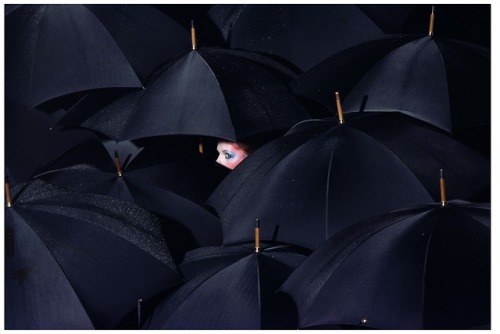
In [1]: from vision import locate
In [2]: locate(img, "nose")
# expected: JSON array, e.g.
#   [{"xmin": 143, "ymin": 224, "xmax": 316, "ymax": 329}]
[{"xmin": 215, "ymin": 154, "xmax": 223, "ymax": 165}]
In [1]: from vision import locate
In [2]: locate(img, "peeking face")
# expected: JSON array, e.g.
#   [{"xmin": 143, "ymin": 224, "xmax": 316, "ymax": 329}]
[{"xmin": 216, "ymin": 141, "xmax": 251, "ymax": 170}]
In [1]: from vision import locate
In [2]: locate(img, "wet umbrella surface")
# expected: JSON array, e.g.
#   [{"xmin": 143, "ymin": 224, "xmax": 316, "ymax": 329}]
[
  {"xmin": 34, "ymin": 139, "xmax": 226, "ymax": 261},
  {"xmin": 5, "ymin": 179, "xmax": 183, "ymax": 329},
  {"xmin": 4, "ymin": 4, "xmax": 491, "ymax": 331},
  {"xmin": 58, "ymin": 47, "xmax": 309, "ymax": 142}
]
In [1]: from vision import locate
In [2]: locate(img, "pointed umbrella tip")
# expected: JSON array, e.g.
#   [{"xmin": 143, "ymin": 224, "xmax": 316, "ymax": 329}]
[
  {"xmin": 255, "ymin": 219, "xmax": 261, "ymax": 253},
  {"xmin": 335, "ymin": 91, "xmax": 345, "ymax": 124},
  {"xmin": 5, "ymin": 178, "xmax": 12, "ymax": 207},
  {"xmin": 114, "ymin": 150, "xmax": 123, "ymax": 177},
  {"xmin": 428, "ymin": 5, "xmax": 435, "ymax": 36},
  {"xmin": 439, "ymin": 169, "xmax": 446, "ymax": 206},
  {"xmin": 191, "ymin": 19, "xmax": 197, "ymax": 50}
]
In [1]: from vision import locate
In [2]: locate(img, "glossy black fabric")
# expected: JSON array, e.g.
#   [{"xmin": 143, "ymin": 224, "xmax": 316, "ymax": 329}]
[
  {"xmin": 60, "ymin": 47, "xmax": 309, "ymax": 142},
  {"xmin": 144, "ymin": 244, "xmax": 307, "ymax": 329},
  {"xmin": 279, "ymin": 200, "xmax": 490, "ymax": 329},
  {"xmin": 208, "ymin": 4, "xmax": 384, "ymax": 72},
  {"xmin": 206, "ymin": 112, "xmax": 490, "ymax": 250},
  {"xmin": 34, "ymin": 139, "xmax": 225, "ymax": 261},
  {"xmin": 5, "ymin": 179, "xmax": 183, "ymax": 329}
]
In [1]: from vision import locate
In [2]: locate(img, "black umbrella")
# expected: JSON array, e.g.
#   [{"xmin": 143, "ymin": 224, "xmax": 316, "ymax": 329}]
[
  {"xmin": 57, "ymin": 45, "xmax": 309, "ymax": 142},
  {"xmin": 290, "ymin": 32, "xmax": 490, "ymax": 154},
  {"xmin": 279, "ymin": 199, "xmax": 490, "ymax": 329},
  {"xmin": 5, "ymin": 4, "xmax": 190, "ymax": 109},
  {"xmin": 207, "ymin": 4, "xmax": 384, "ymax": 72},
  {"xmin": 144, "ymin": 241, "xmax": 309, "ymax": 329},
  {"xmin": 34, "ymin": 138, "xmax": 226, "ymax": 261},
  {"xmin": 5, "ymin": 179, "xmax": 183, "ymax": 329},
  {"xmin": 206, "ymin": 112, "xmax": 490, "ymax": 250}
]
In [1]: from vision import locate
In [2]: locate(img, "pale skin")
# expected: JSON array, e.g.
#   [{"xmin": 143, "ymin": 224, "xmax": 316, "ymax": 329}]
[{"xmin": 216, "ymin": 141, "xmax": 251, "ymax": 170}]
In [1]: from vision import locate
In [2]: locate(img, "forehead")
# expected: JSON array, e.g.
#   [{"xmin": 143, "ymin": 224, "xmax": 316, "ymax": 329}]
[{"xmin": 217, "ymin": 142, "xmax": 242, "ymax": 152}]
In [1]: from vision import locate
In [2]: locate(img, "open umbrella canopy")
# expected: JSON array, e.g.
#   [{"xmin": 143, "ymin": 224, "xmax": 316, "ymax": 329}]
[
  {"xmin": 279, "ymin": 200, "xmax": 490, "ymax": 329},
  {"xmin": 144, "ymin": 242, "xmax": 308, "ymax": 329},
  {"xmin": 207, "ymin": 4, "xmax": 384, "ymax": 72},
  {"xmin": 206, "ymin": 112, "xmax": 490, "ymax": 250},
  {"xmin": 33, "ymin": 138, "xmax": 226, "ymax": 262},
  {"xmin": 5, "ymin": 179, "xmax": 183, "ymax": 329},
  {"xmin": 57, "ymin": 47, "xmax": 309, "ymax": 142},
  {"xmin": 290, "ymin": 34, "xmax": 490, "ymax": 147},
  {"xmin": 5, "ymin": 4, "xmax": 190, "ymax": 109}
]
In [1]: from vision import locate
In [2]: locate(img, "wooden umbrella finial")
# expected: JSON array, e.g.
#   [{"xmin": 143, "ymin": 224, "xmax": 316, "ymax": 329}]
[
  {"xmin": 255, "ymin": 219, "xmax": 261, "ymax": 253},
  {"xmin": 440, "ymin": 169, "xmax": 446, "ymax": 206},
  {"xmin": 335, "ymin": 91, "xmax": 344, "ymax": 124},
  {"xmin": 198, "ymin": 137, "xmax": 204, "ymax": 154},
  {"xmin": 5, "ymin": 177, "xmax": 12, "ymax": 208},
  {"xmin": 191, "ymin": 20, "xmax": 197, "ymax": 50},
  {"xmin": 428, "ymin": 6, "xmax": 435, "ymax": 36},
  {"xmin": 114, "ymin": 150, "xmax": 123, "ymax": 177}
]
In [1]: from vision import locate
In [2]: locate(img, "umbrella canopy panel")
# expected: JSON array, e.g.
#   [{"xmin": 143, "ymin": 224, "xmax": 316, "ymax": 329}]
[
  {"xmin": 145, "ymin": 244, "xmax": 307, "ymax": 329},
  {"xmin": 279, "ymin": 201, "xmax": 490, "ymax": 329},
  {"xmin": 5, "ymin": 4, "xmax": 144, "ymax": 108},
  {"xmin": 63, "ymin": 48, "xmax": 310, "ymax": 142},
  {"xmin": 207, "ymin": 112, "xmax": 490, "ymax": 250},
  {"xmin": 5, "ymin": 180, "xmax": 183, "ymax": 329}
]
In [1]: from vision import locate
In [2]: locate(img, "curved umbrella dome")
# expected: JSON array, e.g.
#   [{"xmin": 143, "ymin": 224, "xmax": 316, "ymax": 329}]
[
  {"xmin": 290, "ymin": 34, "xmax": 490, "ymax": 134},
  {"xmin": 73, "ymin": 48, "xmax": 310, "ymax": 142},
  {"xmin": 5, "ymin": 4, "xmax": 190, "ymax": 109},
  {"xmin": 206, "ymin": 112, "xmax": 490, "ymax": 250},
  {"xmin": 279, "ymin": 200, "xmax": 490, "ymax": 329}
]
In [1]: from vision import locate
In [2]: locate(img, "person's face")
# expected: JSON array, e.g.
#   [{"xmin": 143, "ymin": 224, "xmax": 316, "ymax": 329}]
[{"xmin": 216, "ymin": 141, "xmax": 250, "ymax": 170}]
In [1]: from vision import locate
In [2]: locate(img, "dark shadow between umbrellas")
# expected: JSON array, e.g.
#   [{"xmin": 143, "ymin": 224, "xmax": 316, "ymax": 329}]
[{"xmin": 208, "ymin": 4, "xmax": 385, "ymax": 72}]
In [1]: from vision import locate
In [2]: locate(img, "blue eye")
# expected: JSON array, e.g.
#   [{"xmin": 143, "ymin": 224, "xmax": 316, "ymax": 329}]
[{"xmin": 224, "ymin": 152, "xmax": 234, "ymax": 159}]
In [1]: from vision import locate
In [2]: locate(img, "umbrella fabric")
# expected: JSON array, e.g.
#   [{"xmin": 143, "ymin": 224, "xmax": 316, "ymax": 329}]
[
  {"xmin": 206, "ymin": 112, "xmax": 490, "ymax": 250},
  {"xmin": 5, "ymin": 179, "xmax": 183, "ymax": 329},
  {"xmin": 5, "ymin": 4, "xmax": 190, "ymax": 109},
  {"xmin": 34, "ymin": 139, "xmax": 226, "ymax": 262},
  {"xmin": 207, "ymin": 4, "xmax": 384, "ymax": 72},
  {"xmin": 279, "ymin": 200, "xmax": 490, "ymax": 329},
  {"xmin": 290, "ymin": 34, "xmax": 490, "ymax": 137},
  {"xmin": 144, "ymin": 243, "xmax": 308, "ymax": 329},
  {"xmin": 58, "ymin": 47, "xmax": 309, "ymax": 142},
  {"xmin": 6, "ymin": 5, "xmax": 139, "ymax": 109}
]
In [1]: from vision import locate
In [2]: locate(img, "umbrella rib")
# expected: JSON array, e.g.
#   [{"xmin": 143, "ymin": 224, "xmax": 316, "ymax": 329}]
[{"xmin": 324, "ymin": 128, "xmax": 341, "ymax": 239}]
